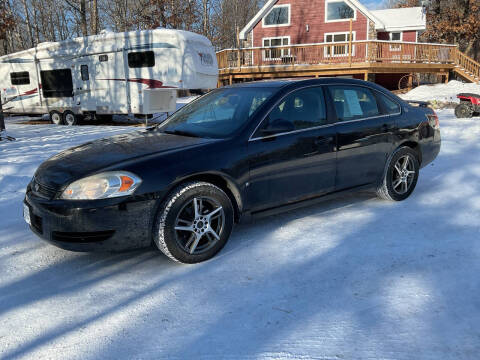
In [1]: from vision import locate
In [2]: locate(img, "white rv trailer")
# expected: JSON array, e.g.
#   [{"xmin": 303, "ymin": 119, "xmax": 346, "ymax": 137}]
[{"xmin": 0, "ymin": 29, "xmax": 218, "ymax": 125}]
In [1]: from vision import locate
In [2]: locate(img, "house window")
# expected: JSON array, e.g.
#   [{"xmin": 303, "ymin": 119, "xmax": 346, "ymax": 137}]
[
  {"xmin": 11, "ymin": 71, "xmax": 30, "ymax": 85},
  {"xmin": 263, "ymin": 4, "xmax": 290, "ymax": 27},
  {"xmin": 390, "ymin": 32, "xmax": 402, "ymax": 51},
  {"xmin": 128, "ymin": 51, "xmax": 155, "ymax": 68},
  {"xmin": 263, "ymin": 37, "xmax": 290, "ymax": 60},
  {"xmin": 326, "ymin": 1, "xmax": 355, "ymax": 22},
  {"xmin": 325, "ymin": 32, "xmax": 355, "ymax": 57}
]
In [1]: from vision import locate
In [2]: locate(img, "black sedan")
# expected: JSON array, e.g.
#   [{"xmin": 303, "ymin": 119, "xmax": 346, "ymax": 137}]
[{"xmin": 24, "ymin": 78, "xmax": 441, "ymax": 263}]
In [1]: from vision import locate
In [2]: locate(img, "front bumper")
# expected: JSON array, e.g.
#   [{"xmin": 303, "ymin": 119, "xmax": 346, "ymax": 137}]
[{"xmin": 24, "ymin": 191, "xmax": 158, "ymax": 252}]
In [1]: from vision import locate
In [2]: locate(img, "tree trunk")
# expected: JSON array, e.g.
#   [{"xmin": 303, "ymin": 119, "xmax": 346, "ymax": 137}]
[
  {"xmin": 21, "ymin": 0, "xmax": 35, "ymax": 47},
  {"xmin": 80, "ymin": 0, "xmax": 88, "ymax": 36},
  {"xmin": 91, "ymin": 0, "xmax": 99, "ymax": 35},
  {"xmin": 202, "ymin": 0, "xmax": 209, "ymax": 36}
]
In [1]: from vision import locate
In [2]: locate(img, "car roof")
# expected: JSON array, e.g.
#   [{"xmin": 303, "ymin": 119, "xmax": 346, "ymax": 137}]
[
  {"xmin": 222, "ymin": 77, "xmax": 382, "ymax": 90},
  {"xmin": 222, "ymin": 78, "xmax": 404, "ymax": 103}
]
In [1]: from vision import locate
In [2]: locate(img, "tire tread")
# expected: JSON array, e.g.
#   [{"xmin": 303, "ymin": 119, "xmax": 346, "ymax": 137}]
[{"xmin": 154, "ymin": 181, "xmax": 231, "ymax": 263}]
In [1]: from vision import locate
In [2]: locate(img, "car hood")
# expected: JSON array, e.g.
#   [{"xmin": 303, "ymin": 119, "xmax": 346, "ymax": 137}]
[{"xmin": 34, "ymin": 129, "xmax": 216, "ymax": 189}]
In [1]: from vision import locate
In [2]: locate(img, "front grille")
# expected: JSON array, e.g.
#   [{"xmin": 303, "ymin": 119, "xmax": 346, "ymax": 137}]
[
  {"xmin": 31, "ymin": 178, "xmax": 58, "ymax": 199},
  {"xmin": 31, "ymin": 213, "xmax": 43, "ymax": 234},
  {"xmin": 52, "ymin": 231, "xmax": 115, "ymax": 243}
]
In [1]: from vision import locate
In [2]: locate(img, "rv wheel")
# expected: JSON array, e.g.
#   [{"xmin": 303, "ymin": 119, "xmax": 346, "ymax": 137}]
[
  {"xmin": 63, "ymin": 111, "xmax": 79, "ymax": 126},
  {"xmin": 50, "ymin": 111, "xmax": 63, "ymax": 125}
]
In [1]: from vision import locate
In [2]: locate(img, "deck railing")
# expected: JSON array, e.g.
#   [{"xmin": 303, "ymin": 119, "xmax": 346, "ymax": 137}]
[{"xmin": 216, "ymin": 41, "xmax": 458, "ymax": 71}]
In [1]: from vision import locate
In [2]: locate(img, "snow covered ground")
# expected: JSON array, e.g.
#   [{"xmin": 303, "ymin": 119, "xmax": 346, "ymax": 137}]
[
  {"xmin": 1, "ymin": 110, "xmax": 480, "ymax": 359},
  {"xmin": 400, "ymin": 80, "xmax": 480, "ymax": 103}
]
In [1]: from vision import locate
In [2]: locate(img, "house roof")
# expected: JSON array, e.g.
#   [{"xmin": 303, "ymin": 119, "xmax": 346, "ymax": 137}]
[
  {"xmin": 239, "ymin": 0, "xmax": 426, "ymax": 41},
  {"xmin": 370, "ymin": 7, "xmax": 426, "ymax": 32}
]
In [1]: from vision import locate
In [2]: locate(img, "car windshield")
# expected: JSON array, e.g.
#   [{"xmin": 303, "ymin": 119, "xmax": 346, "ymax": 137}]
[{"xmin": 157, "ymin": 88, "xmax": 275, "ymax": 139}]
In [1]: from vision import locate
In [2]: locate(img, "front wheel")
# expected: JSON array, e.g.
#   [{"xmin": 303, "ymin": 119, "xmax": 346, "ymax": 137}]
[
  {"xmin": 154, "ymin": 182, "xmax": 234, "ymax": 264},
  {"xmin": 377, "ymin": 147, "xmax": 420, "ymax": 201}
]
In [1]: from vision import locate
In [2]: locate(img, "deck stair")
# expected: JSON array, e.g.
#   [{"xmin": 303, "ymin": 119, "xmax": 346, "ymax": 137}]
[{"xmin": 453, "ymin": 50, "xmax": 480, "ymax": 84}]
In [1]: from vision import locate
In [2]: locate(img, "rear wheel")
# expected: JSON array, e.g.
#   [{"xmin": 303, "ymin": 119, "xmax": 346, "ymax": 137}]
[
  {"xmin": 455, "ymin": 103, "xmax": 474, "ymax": 118},
  {"xmin": 50, "ymin": 111, "xmax": 63, "ymax": 125},
  {"xmin": 154, "ymin": 182, "xmax": 234, "ymax": 264},
  {"xmin": 63, "ymin": 110, "xmax": 79, "ymax": 126},
  {"xmin": 377, "ymin": 147, "xmax": 420, "ymax": 201}
]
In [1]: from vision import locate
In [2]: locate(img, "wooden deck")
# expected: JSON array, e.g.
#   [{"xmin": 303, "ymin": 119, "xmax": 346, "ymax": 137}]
[{"xmin": 216, "ymin": 41, "xmax": 480, "ymax": 87}]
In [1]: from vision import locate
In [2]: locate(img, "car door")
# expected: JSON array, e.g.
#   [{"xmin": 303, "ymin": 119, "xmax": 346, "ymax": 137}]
[
  {"xmin": 247, "ymin": 86, "xmax": 337, "ymax": 212},
  {"xmin": 327, "ymin": 85, "xmax": 397, "ymax": 190}
]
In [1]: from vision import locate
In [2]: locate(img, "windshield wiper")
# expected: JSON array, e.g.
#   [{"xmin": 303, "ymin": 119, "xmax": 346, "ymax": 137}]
[{"xmin": 163, "ymin": 129, "xmax": 202, "ymax": 138}]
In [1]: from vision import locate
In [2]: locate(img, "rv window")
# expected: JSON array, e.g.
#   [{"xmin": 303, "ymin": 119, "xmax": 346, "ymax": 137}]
[
  {"xmin": 11, "ymin": 72, "xmax": 30, "ymax": 85},
  {"xmin": 40, "ymin": 69, "xmax": 74, "ymax": 98},
  {"xmin": 99, "ymin": 55, "xmax": 108, "ymax": 62},
  {"xmin": 128, "ymin": 51, "xmax": 155, "ymax": 68},
  {"xmin": 81, "ymin": 65, "xmax": 89, "ymax": 81}
]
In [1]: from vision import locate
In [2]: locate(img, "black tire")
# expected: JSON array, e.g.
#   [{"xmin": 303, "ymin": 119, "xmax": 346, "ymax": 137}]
[
  {"xmin": 377, "ymin": 147, "xmax": 420, "ymax": 201},
  {"xmin": 63, "ymin": 110, "xmax": 79, "ymax": 126},
  {"xmin": 154, "ymin": 182, "xmax": 234, "ymax": 264},
  {"xmin": 455, "ymin": 103, "xmax": 474, "ymax": 118},
  {"xmin": 50, "ymin": 111, "xmax": 63, "ymax": 125}
]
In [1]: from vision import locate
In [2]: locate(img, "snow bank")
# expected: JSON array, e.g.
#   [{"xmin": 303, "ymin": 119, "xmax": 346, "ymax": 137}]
[{"xmin": 400, "ymin": 80, "xmax": 480, "ymax": 103}]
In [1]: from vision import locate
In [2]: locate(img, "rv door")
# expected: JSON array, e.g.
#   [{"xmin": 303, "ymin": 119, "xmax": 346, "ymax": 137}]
[
  {"xmin": 75, "ymin": 62, "xmax": 93, "ymax": 112},
  {"xmin": 93, "ymin": 53, "xmax": 128, "ymax": 114}
]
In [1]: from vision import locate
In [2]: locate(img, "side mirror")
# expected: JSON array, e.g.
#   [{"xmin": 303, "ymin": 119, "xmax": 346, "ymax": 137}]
[{"xmin": 260, "ymin": 119, "xmax": 294, "ymax": 136}]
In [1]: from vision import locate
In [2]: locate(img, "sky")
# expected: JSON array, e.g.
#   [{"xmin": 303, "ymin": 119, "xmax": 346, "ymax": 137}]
[{"xmin": 362, "ymin": 0, "xmax": 387, "ymax": 9}]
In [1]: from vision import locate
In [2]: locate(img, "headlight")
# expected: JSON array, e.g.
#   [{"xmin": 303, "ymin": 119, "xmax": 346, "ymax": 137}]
[{"xmin": 60, "ymin": 172, "xmax": 142, "ymax": 200}]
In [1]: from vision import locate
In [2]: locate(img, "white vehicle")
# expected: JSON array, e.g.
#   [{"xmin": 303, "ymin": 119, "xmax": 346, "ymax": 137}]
[{"xmin": 0, "ymin": 29, "xmax": 218, "ymax": 125}]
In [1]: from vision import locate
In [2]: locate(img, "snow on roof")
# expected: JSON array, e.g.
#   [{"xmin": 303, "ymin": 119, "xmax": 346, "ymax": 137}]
[{"xmin": 371, "ymin": 7, "xmax": 426, "ymax": 32}]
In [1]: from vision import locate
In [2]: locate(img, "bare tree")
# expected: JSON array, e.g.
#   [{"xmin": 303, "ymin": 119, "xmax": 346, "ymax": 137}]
[
  {"xmin": 64, "ymin": 0, "xmax": 88, "ymax": 36},
  {"xmin": 211, "ymin": 0, "xmax": 263, "ymax": 49}
]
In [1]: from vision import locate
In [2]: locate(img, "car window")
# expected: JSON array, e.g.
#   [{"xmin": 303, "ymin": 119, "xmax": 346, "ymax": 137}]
[
  {"xmin": 328, "ymin": 86, "xmax": 380, "ymax": 122},
  {"xmin": 263, "ymin": 87, "xmax": 327, "ymax": 133},
  {"xmin": 157, "ymin": 88, "xmax": 274, "ymax": 139},
  {"xmin": 376, "ymin": 91, "xmax": 401, "ymax": 115}
]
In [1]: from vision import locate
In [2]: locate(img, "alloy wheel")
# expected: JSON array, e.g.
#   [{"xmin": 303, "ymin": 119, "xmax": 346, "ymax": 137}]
[
  {"xmin": 392, "ymin": 155, "xmax": 416, "ymax": 195},
  {"xmin": 174, "ymin": 197, "xmax": 225, "ymax": 255}
]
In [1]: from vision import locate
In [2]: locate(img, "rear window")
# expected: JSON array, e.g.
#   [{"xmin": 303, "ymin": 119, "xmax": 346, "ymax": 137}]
[
  {"xmin": 40, "ymin": 69, "xmax": 73, "ymax": 98},
  {"xmin": 329, "ymin": 86, "xmax": 380, "ymax": 121},
  {"xmin": 11, "ymin": 72, "xmax": 30, "ymax": 85},
  {"xmin": 128, "ymin": 51, "xmax": 155, "ymax": 68}
]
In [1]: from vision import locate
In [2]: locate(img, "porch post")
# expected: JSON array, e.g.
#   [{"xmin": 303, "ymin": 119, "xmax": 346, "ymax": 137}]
[{"xmin": 349, "ymin": 19, "xmax": 353, "ymax": 67}]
